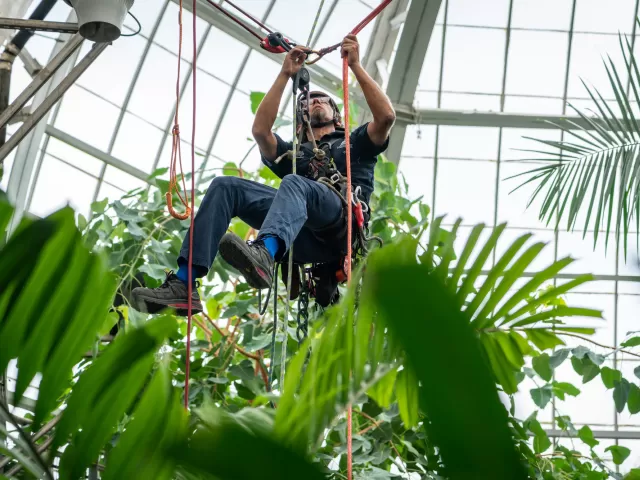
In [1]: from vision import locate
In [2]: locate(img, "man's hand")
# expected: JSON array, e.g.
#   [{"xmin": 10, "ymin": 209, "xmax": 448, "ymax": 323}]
[
  {"xmin": 280, "ymin": 47, "xmax": 308, "ymax": 78},
  {"xmin": 341, "ymin": 34, "xmax": 360, "ymax": 68}
]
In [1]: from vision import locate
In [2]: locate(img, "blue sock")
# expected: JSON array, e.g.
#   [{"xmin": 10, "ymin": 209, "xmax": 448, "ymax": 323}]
[
  {"xmin": 176, "ymin": 263, "xmax": 204, "ymax": 285},
  {"xmin": 262, "ymin": 236, "xmax": 280, "ymax": 259}
]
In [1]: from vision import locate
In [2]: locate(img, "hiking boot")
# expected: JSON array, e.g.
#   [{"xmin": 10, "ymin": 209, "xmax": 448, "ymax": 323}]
[
  {"xmin": 218, "ymin": 232, "xmax": 274, "ymax": 289},
  {"xmin": 131, "ymin": 271, "xmax": 203, "ymax": 316}
]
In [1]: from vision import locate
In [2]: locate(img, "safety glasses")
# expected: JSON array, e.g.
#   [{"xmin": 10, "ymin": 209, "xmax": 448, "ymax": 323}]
[{"xmin": 300, "ymin": 96, "xmax": 332, "ymax": 109}]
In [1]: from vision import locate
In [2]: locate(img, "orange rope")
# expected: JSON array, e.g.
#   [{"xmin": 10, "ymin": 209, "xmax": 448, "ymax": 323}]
[
  {"xmin": 167, "ymin": 0, "xmax": 192, "ymax": 221},
  {"xmin": 185, "ymin": 0, "xmax": 198, "ymax": 411},
  {"xmin": 171, "ymin": 0, "xmax": 197, "ymax": 410},
  {"xmin": 342, "ymin": 54, "xmax": 354, "ymax": 480},
  {"xmin": 341, "ymin": 3, "xmax": 394, "ymax": 477}
]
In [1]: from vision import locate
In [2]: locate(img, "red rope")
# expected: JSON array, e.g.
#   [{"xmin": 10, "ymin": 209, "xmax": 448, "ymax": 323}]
[
  {"xmin": 223, "ymin": 0, "xmax": 273, "ymax": 34},
  {"xmin": 204, "ymin": 0, "xmax": 264, "ymax": 41},
  {"xmin": 341, "ymin": 2, "xmax": 394, "ymax": 477},
  {"xmin": 342, "ymin": 55, "xmax": 354, "ymax": 480},
  {"xmin": 184, "ymin": 0, "xmax": 198, "ymax": 410},
  {"xmin": 167, "ymin": 1, "xmax": 191, "ymax": 221},
  {"xmin": 351, "ymin": 0, "xmax": 393, "ymax": 35}
]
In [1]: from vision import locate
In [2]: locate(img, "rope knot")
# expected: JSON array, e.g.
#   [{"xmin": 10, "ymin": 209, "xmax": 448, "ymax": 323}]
[{"xmin": 172, "ymin": 125, "xmax": 180, "ymax": 136}]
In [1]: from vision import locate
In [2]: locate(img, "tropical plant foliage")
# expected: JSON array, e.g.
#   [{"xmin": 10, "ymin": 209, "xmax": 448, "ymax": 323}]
[
  {"xmin": 513, "ymin": 22, "xmax": 640, "ymax": 256},
  {"xmin": 3, "ymin": 91, "xmax": 640, "ymax": 480}
]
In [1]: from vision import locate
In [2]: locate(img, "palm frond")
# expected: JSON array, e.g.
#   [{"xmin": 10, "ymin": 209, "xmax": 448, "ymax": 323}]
[
  {"xmin": 421, "ymin": 217, "xmax": 602, "ymax": 393},
  {"xmin": 513, "ymin": 32, "xmax": 640, "ymax": 257}
]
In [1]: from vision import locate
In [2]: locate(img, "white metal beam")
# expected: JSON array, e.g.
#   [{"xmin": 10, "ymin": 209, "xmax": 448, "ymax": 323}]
[
  {"xmin": 361, "ymin": 0, "xmax": 409, "ymax": 86},
  {"xmin": 394, "ymin": 104, "xmax": 602, "ymax": 130},
  {"xmin": 45, "ymin": 125, "xmax": 153, "ymax": 184},
  {"xmin": 386, "ymin": 0, "xmax": 443, "ymax": 164},
  {"xmin": 5, "ymin": 11, "xmax": 79, "ymax": 234}
]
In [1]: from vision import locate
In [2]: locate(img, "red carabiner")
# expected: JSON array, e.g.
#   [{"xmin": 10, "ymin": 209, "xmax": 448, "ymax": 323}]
[{"xmin": 260, "ymin": 36, "xmax": 288, "ymax": 54}]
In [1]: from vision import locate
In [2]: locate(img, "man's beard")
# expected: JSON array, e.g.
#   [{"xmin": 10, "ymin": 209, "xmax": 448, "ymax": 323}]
[{"xmin": 310, "ymin": 108, "xmax": 333, "ymax": 127}]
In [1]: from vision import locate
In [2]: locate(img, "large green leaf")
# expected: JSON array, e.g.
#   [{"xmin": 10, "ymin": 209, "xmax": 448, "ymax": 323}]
[
  {"xmin": 102, "ymin": 367, "xmax": 187, "ymax": 480},
  {"xmin": 54, "ymin": 315, "xmax": 178, "ymax": 477},
  {"xmin": 370, "ymin": 254, "xmax": 527, "ymax": 479},
  {"xmin": 421, "ymin": 217, "xmax": 600, "ymax": 391},
  {"xmin": 174, "ymin": 409, "xmax": 325, "ymax": 480}
]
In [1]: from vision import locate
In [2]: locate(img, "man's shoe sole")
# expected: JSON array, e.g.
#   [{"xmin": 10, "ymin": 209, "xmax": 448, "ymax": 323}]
[
  {"xmin": 132, "ymin": 290, "xmax": 203, "ymax": 317},
  {"xmin": 219, "ymin": 233, "xmax": 273, "ymax": 289}
]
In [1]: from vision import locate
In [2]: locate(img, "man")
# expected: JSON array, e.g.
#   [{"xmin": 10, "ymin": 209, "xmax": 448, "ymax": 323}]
[{"xmin": 132, "ymin": 34, "xmax": 395, "ymax": 315}]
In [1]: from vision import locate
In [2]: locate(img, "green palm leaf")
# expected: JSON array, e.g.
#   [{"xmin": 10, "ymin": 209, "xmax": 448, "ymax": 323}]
[
  {"xmin": 421, "ymin": 217, "xmax": 601, "ymax": 393},
  {"xmin": 511, "ymin": 32, "xmax": 640, "ymax": 257}
]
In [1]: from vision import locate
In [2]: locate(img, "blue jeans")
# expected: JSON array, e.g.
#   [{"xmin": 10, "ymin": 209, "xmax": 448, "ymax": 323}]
[{"xmin": 178, "ymin": 175, "xmax": 345, "ymax": 273}]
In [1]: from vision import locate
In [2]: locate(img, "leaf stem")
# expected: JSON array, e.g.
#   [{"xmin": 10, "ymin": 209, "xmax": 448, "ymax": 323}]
[{"xmin": 557, "ymin": 331, "xmax": 640, "ymax": 358}]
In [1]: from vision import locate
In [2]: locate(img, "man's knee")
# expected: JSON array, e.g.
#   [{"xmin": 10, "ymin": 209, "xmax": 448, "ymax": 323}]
[
  {"xmin": 280, "ymin": 174, "xmax": 309, "ymax": 191},
  {"xmin": 209, "ymin": 175, "xmax": 244, "ymax": 190}
]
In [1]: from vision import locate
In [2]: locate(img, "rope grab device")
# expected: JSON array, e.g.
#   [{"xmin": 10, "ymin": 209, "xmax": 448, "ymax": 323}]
[{"xmin": 166, "ymin": 2, "xmax": 395, "ymax": 479}]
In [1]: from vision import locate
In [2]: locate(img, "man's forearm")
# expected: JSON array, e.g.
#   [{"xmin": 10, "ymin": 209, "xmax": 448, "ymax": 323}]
[
  {"xmin": 351, "ymin": 64, "xmax": 395, "ymax": 123},
  {"xmin": 253, "ymin": 72, "xmax": 289, "ymax": 137}
]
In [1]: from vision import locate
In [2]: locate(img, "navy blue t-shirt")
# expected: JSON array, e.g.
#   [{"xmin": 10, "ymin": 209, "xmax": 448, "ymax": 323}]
[{"xmin": 260, "ymin": 123, "xmax": 389, "ymax": 205}]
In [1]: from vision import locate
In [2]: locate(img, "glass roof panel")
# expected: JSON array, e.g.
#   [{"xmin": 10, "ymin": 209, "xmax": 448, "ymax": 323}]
[
  {"xmin": 574, "ymin": 0, "xmax": 636, "ymax": 33},
  {"xmin": 447, "ymin": 0, "xmax": 510, "ymax": 28},
  {"xmin": 506, "ymin": 30, "xmax": 569, "ymax": 98},
  {"xmin": 441, "ymin": 26, "xmax": 506, "ymax": 95},
  {"xmin": 75, "ymin": 33, "xmax": 148, "ymax": 107},
  {"xmin": 197, "ymin": 28, "xmax": 250, "ymax": 85},
  {"xmin": 511, "ymin": 0, "xmax": 573, "ymax": 30},
  {"xmin": 54, "ymin": 85, "xmax": 121, "ymax": 151}
]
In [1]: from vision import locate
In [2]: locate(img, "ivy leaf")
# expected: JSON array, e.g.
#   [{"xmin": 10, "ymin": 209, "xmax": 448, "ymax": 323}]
[
  {"xmin": 530, "ymin": 386, "xmax": 552, "ymax": 408},
  {"xmin": 524, "ymin": 413, "xmax": 551, "ymax": 454},
  {"xmin": 572, "ymin": 346, "xmax": 590, "ymax": 359},
  {"xmin": 555, "ymin": 415, "xmax": 577, "ymax": 434},
  {"xmin": 601, "ymin": 366, "xmax": 622, "ymax": 389},
  {"xmin": 571, "ymin": 356, "xmax": 600, "ymax": 383},
  {"xmin": 148, "ymin": 167, "xmax": 168, "ymax": 179},
  {"xmin": 532, "ymin": 354, "xmax": 552, "ymax": 381},
  {"xmin": 223, "ymin": 162, "xmax": 241, "ymax": 177},
  {"xmin": 622, "ymin": 336, "xmax": 640, "ymax": 347},
  {"xmin": 138, "ymin": 264, "xmax": 167, "ymax": 281},
  {"xmin": 242, "ymin": 333, "xmax": 272, "ymax": 353},
  {"xmin": 91, "ymin": 198, "xmax": 109, "ymax": 214},
  {"xmin": 578, "ymin": 425, "xmax": 599, "ymax": 448},
  {"xmin": 583, "ymin": 364, "xmax": 601, "ymax": 383},
  {"xmin": 127, "ymin": 222, "xmax": 145, "ymax": 238},
  {"xmin": 605, "ymin": 445, "xmax": 631, "ymax": 465},
  {"xmin": 628, "ymin": 383, "xmax": 640, "ymax": 414},
  {"xmin": 549, "ymin": 348, "xmax": 570, "ymax": 368},
  {"xmin": 77, "ymin": 214, "xmax": 88, "ymax": 231},
  {"xmin": 552, "ymin": 382, "xmax": 580, "ymax": 400},
  {"xmin": 613, "ymin": 379, "xmax": 631, "ymax": 413},
  {"xmin": 250, "ymin": 91, "xmax": 266, "ymax": 114},
  {"xmin": 533, "ymin": 432, "xmax": 551, "ymax": 454}
]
